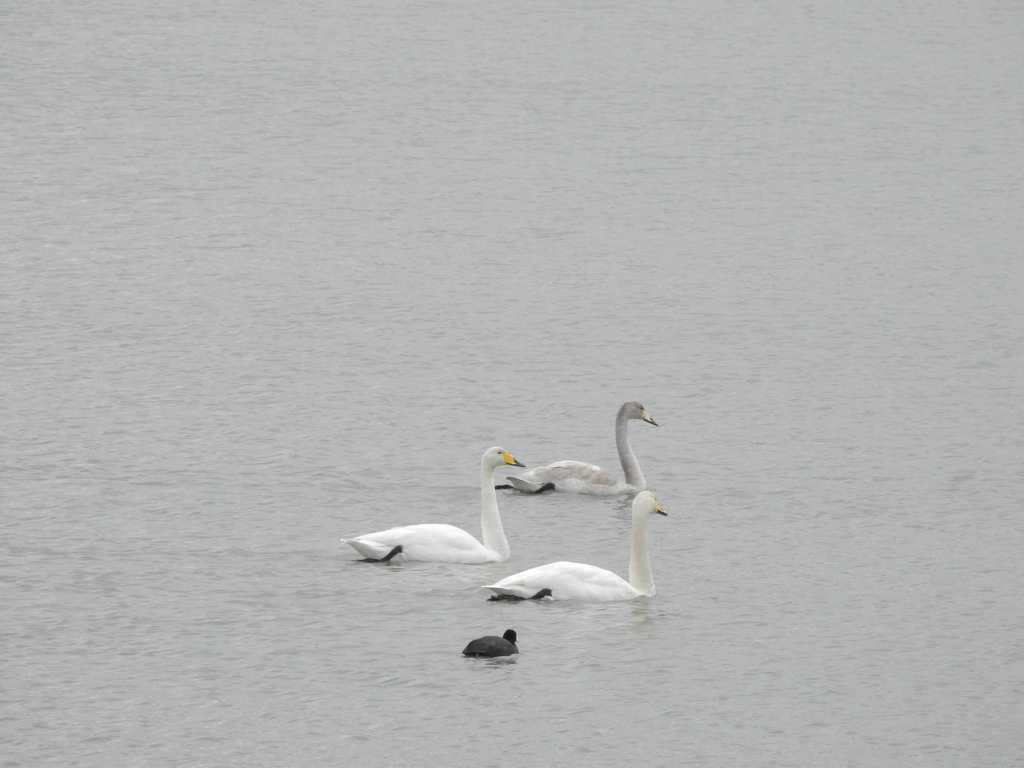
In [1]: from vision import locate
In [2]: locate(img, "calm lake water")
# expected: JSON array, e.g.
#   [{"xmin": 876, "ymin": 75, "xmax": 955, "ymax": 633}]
[{"xmin": 3, "ymin": 1, "xmax": 1022, "ymax": 766}]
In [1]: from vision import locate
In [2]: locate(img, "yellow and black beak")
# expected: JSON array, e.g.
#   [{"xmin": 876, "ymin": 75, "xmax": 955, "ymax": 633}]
[
  {"xmin": 655, "ymin": 501, "xmax": 667, "ymax": 516},
  {"xmin": 501, "ymin": 451, "xmax": 525, "ymax": 468},
  {"xmin": 642, "ymin": 409, "xmax": 658, "ymax": 426}
]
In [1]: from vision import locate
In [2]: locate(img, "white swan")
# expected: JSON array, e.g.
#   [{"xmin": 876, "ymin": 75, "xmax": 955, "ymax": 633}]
[
  {"xmin": 503, "ymin": 401, "xmax": 657, "ymax": 495},
  {"xmin": 483, "ymin": 491, "xmax": 667, "ymax": 601},
  {"xmin": 342, "ymin": 446, "xmax": 524, "ymax": 564}
]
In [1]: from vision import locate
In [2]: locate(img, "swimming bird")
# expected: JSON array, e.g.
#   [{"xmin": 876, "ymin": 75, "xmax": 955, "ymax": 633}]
[
  {"xmin": 502, "ymin": 401, "xmax": 657, "ymax": 495},
  {"xmin": 483, "ymin": 491, "xmax": 667, "ymax": 601},
  {"xmin": 462, "ymin": 629, "xmax": 519, "ymax": 657},
  {"xmin": 342, "ymin": 447, "xmax": 524, "ymax": 564}
]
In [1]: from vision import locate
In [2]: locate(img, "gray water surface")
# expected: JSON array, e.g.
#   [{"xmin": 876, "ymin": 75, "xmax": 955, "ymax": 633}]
[{"xmin": 3, "ymin": 1, "xmax": 1023, "ymax": 766}]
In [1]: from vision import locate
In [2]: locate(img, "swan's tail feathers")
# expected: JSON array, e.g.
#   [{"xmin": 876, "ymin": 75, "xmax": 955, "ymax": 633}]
[
  {"xmin": 344, "ymin": 540, "xmax": 403, "ymax": 563},
  {"xmin": 504, "ymin": 477, "xmax": 557, "ymax": 494},
  {"xmin": 487, "ymin": 588, "xmax": 553, "ymax": 602}
]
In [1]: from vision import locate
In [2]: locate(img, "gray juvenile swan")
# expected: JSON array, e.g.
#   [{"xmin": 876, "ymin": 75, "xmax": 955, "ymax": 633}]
[
  {"xmin": 342, "ymin": 447, "xmax": 524, "ymax": 563},
  {"xmin": 503, "ymin": 401, "xmax": 657, "ymax": 495},
  {"xmin": 483, "ymin": 491, "xmax": 667, "ymax": 601}
]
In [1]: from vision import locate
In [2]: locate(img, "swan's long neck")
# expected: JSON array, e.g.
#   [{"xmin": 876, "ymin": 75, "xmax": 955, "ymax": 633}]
[
  {"xmin": 616, "ymin": 409, "xmax": 646, "ymax": 490},
  {"xmin": 628, "ymin": 508, "xmax": 656, "ymax": 597},
  {"xmin": 480, "ymin": 460, "xmax": 510, "ymax": 562}
]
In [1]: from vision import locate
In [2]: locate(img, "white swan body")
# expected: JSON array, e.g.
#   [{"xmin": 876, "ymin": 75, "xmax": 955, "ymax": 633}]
[
  {"xmin": 483, "ymin": 491, "xmax": 667, "ymax": 601},
  {"xmin": 504, "ymin": 401, "xmax": 657, "ymax": 495},
  {"xmin": 342, "ymin": 447, "xmax": 524, "ymax": 564}
]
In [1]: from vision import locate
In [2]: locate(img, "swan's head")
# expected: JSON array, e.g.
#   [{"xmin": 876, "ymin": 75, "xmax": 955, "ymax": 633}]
[
  {"xmin": 622, "ymin": 401, "xmax": 658, "ymax": 426},
  {"xmin": 633, "ymin": 491, "xmax": 667, "ymax": 516},
  {"xmin": 484, "ymin": 446, "xmax": 525, "ymax": 469}
]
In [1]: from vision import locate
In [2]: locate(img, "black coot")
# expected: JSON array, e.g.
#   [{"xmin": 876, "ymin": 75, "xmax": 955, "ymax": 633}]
[{"xmin": 462, "ymin": 629, "xmax": 519, "ymax": 657}]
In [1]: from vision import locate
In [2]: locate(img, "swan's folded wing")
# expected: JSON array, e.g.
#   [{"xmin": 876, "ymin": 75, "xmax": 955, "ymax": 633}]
[{"xmin": 519, "ymin": 461, "xmax": 620, "ymax": 487}]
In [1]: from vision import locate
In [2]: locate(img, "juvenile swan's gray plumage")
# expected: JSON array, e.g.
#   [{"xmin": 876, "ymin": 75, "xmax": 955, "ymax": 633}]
[
  {"xmin": 462, "ymin": 629, "xmax": 519, "ymax": 657},
  {"xmin": 504, "ymin": 401, "xmax": 657, "ymax": 495}
]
